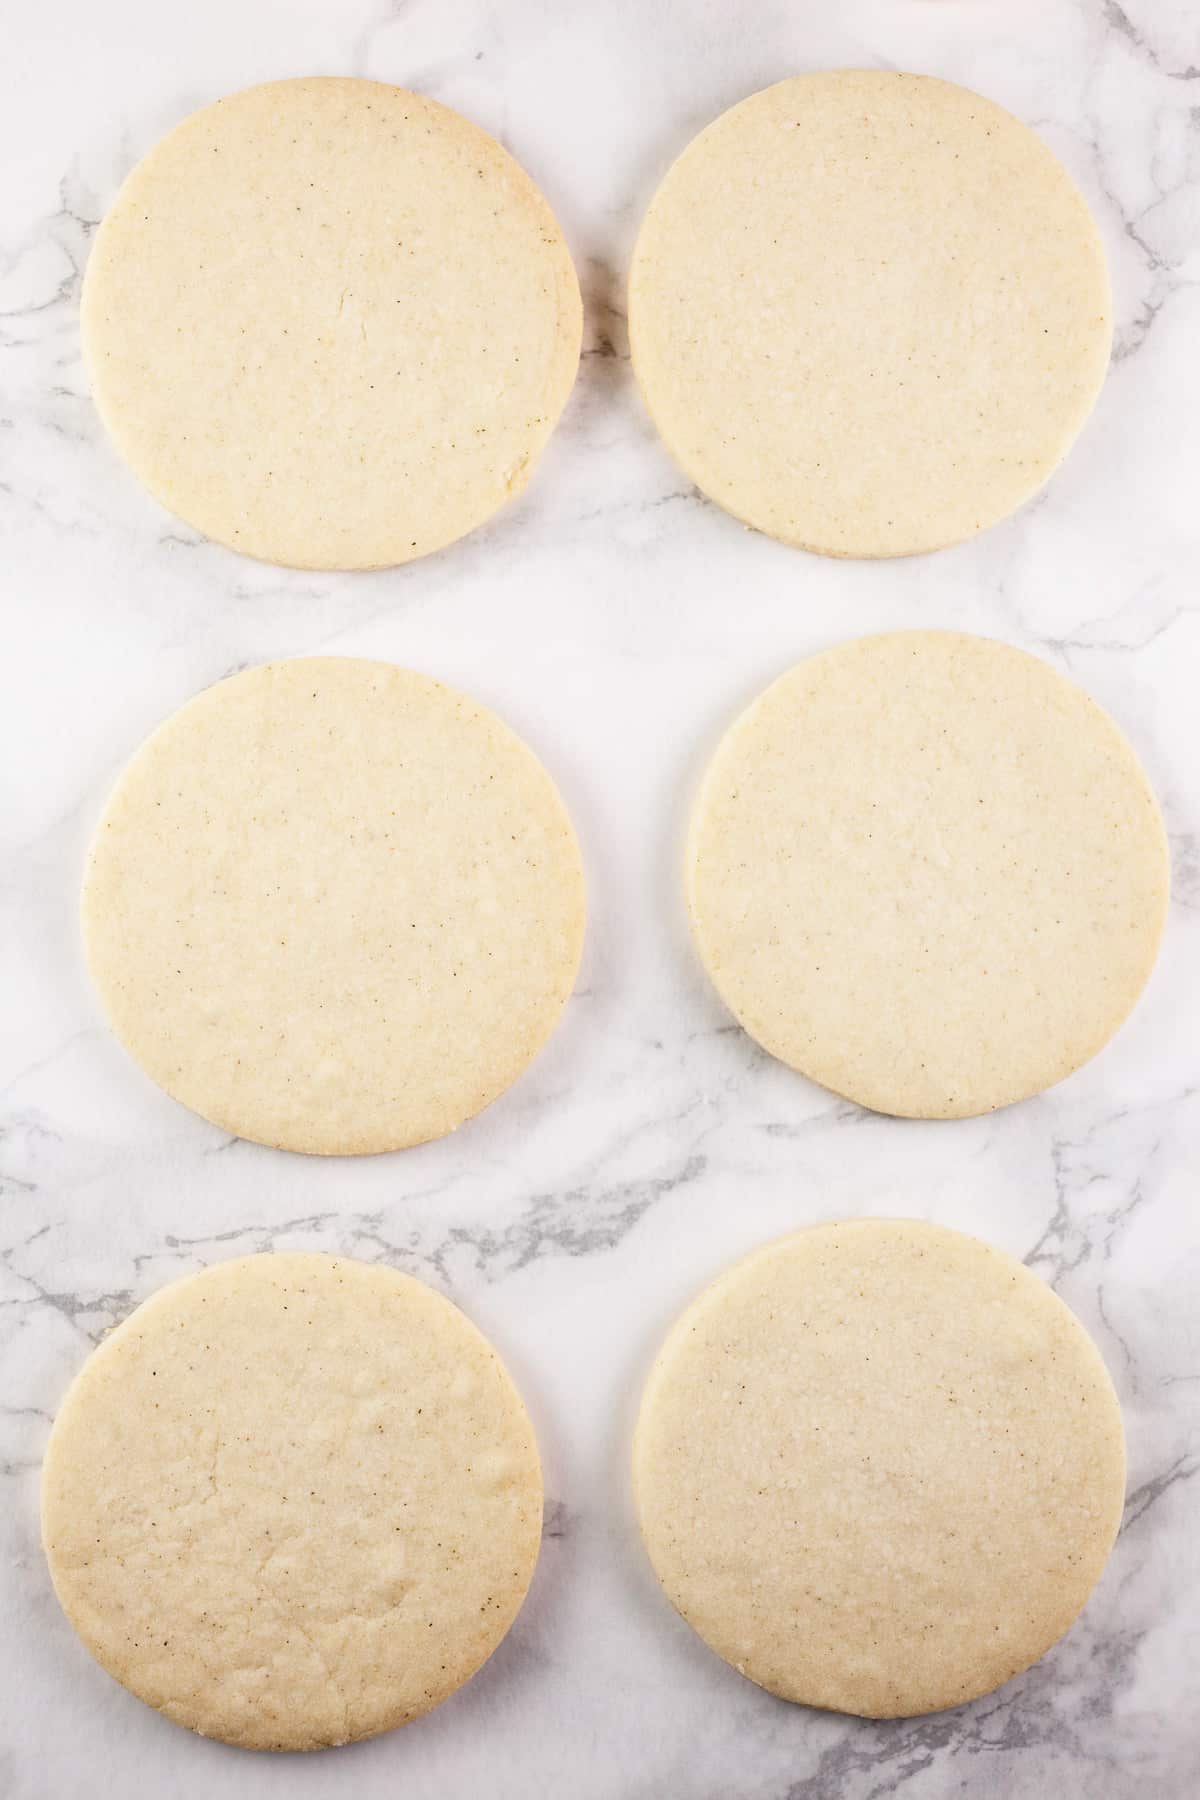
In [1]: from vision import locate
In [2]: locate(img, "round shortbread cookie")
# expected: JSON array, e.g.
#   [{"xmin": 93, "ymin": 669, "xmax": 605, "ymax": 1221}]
[
  {"xmin": 686, "ymin": 631, "xmax": 1167, "ymax": 1119},
  {"xmin": 634, "ymin": 1219, "xmax": 1126, "ymax": 1719},
  {"xmin": 629, "ymin": 71, "xmax": 1111, "ymax": 557},
  {"xmin": 82, "ymin": 657, "xmax": 585, "ymax": 1153},
  {"xmin": 83, "ymin": 77, "xmax": 581, "ymax": 569},
  {"xmin": 42, "ymin": 1252, "xmax": 543, "ymax": 1751}
]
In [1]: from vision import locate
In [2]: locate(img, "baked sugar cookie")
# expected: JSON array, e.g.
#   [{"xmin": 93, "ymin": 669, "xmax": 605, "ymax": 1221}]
[
  {"xmin": 83, "ymin": 657, "xmax": 585, "ymax": 1153},
  {"xmin": 43, "ymin": 1253, "xmax": 543, "ymax": 1750},
  {"xmin": 634, "ymin": 1220, "xmax": 1125, "ymax": 1718},
  {"xmin": 83, "ymin": 77, "xmax": 581, "ymax": 569},
  {"xmin": 687, "ymin": 631, "xmax": 1167, "ymax": 1118},
  {"xmin": 630, "ymin": 71, "xmax": 1110, "ymax": 557}
]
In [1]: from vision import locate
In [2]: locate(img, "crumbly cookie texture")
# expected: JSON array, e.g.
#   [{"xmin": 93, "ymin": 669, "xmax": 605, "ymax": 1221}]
[
  {"xmin": 83, "ymin": 657, "xmax": 586, "ymax": 1153},
  {"xmin": 83, "ymin": 76, "xmax": 581, "ymax": 569},
  {"xmin": 43, "ymin": 1252, "xmax": 544, "ymax": 1750},
  {"xmin": 634, "ymin": 1219, "xmax": 1126, "ymax": 1718},
  {"xmin": 631, "ymin": 70, "xmax": 1110, "ymax": 557},
  {"xmin": 687, "ymin": 630, "xmax": 1167, "ymax": 1118}
]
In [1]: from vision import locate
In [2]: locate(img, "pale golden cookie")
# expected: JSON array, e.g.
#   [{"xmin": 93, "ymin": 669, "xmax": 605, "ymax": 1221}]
[
  {"xmin": 42, "ymin": 1252, "xmax": 543, "ymax": 1750},
  {"xmin": 83, "ymin": 657, "xmax": 585, "ymax": 1153},
  {"xmin": 634, "ymin": 1220, "xmax": 1126, "ymax": 1718},
  {"xmin": 686, "ymin": 631, "xmax": 1167, "ymax": 1118},
  {"xmin": 83, "ymin": 77, "xmax": 581, "ymax": 569},
  {"xmin": 630, "ymin": 71, "xmax": 1111, "ymax": 557}
]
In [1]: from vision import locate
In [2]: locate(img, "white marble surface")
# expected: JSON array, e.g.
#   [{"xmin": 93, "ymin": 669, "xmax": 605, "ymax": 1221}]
[{"xmin": 3, "ymin": 1, "xmax": 1199, "ymax": 1794}]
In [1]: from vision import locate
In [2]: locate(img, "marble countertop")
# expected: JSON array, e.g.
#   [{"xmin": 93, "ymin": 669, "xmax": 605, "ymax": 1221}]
[{"xmin": 3, "ymin": 1, "xmax": 1198, "ymax": 1794}]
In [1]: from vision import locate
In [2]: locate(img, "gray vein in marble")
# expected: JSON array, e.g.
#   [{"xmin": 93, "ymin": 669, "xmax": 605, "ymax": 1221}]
[
  {"xmin": 542, "ymin": 1499, "xmax": 569, "ymax": 1540},
  {"xmin": 1102, "ymin": 3, "xmax": 1199, "ymax": 82},
  {"xmin": 1123, "ymin": 1451, "xmax": 1200, "ymax": 1527},
  {"xmin": 1023, "ymin": 1088, "xmax": 1193, "ymax": 1287}
]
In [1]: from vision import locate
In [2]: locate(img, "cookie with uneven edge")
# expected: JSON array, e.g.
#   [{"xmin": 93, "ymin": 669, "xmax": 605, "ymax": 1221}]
[
  {"xmin": 633, "ymin": 1220, "xmax": 1126, "ymax": 1719},
  {"xmin": 83, "ymin": 77, "xmax": 581, "ymax": 569},
  {"xmin": 686, "ymin": 630, "xmax": 1168, "ymax": 1119},
  {"xmin": 42, "ymin": 1252, "xmax": 544, "ymax": 1751},
  {"xmin": 82, "ymin": 657, "xmax": 585, "ymax": 1153},
  {"xmin": 630, "ymin": 70, "xmax": 1111, "ymax": 557}
]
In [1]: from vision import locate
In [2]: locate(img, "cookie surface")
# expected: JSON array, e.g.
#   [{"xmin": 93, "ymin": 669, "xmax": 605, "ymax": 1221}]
[
  {"xmin": 630, "ymin": 71, "xmax": 1110, "ymax": 557},
  {"xmin": 83, "ymin": 657, "xmax": 585, "ymax": 1153},
  {"xmin": 634, "ymin": 1220, "xmax": 1126, "ymax": 1719},
  {"xmin": 83, "ymin": 77, "xmax": 581, "ymax": 569},
  {"xmin": 687, "ymin": 631, "xmax": 1167, "ymax": 1118},
  {"xmin": 42, "ymin": 1252, "xmax": 543, "ymax": 1750}
]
